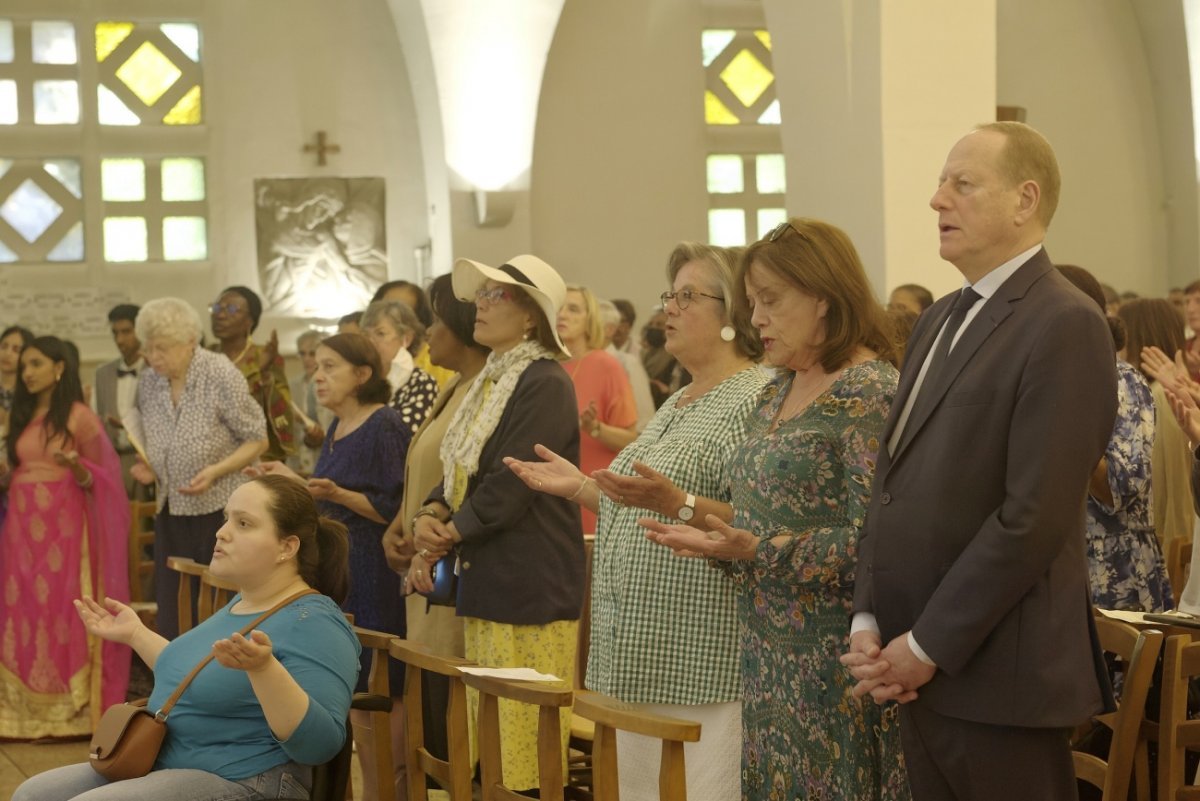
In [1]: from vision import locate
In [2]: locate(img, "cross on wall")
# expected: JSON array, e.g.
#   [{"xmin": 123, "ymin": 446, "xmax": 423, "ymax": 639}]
[{"xmin": 302, "ymin": 131, "xmax": 341, "ymax": 166}]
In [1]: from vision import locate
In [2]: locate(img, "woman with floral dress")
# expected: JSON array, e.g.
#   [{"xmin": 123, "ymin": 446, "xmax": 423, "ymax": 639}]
[
  {"xmin": 1057, "ymin": 265, "xmax": 1171, "ymax": 611},
  {"xmin": 646, "ymin": 219, "xmax": 910, "ymax": 800}
]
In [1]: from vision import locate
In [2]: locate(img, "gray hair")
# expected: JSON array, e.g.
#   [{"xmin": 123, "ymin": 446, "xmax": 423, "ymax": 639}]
[
  {"xmin": 666, "ymin": 242, "xmax": 762, "ymax": 360},
  {"xmin": 295, "ymin": 329, "xmax": 323, "ymax": 350},
  {"xmin": 361, "ymin": 300, "xmax": 426, "ymax": 355},
  {"xmin": 135, "ymin": 297, "xmax": 203, "ymax": 346},
  {"xmin": 596, "ymin": 299, "xmax": 621, "ymax": 329}
]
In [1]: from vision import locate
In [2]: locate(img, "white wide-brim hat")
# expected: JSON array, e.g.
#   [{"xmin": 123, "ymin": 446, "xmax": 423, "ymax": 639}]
[{"xmin": 452, "ymin": 254, "xmax": 570, "ymax": 357}]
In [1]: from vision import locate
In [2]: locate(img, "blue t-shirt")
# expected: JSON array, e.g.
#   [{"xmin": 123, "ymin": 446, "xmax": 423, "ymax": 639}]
[{"xmin": 149, "ymin": 593, "xmax": 360, "ymax": 779}]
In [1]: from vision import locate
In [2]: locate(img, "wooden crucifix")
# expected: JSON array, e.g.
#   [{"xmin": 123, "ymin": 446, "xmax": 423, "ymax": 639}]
[{"xmin": 303, "ymin": 131, "xmax": 341, "ymax": 166}]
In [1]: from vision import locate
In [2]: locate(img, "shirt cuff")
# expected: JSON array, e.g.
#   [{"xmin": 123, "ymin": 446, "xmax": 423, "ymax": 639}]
[
  {"xmin": 908, "ymin": 631, "xmax": 937, "ymax": 667},
  {"xmin": 850, "ymin": 612, "xmax": 880, "ymax": 638}
]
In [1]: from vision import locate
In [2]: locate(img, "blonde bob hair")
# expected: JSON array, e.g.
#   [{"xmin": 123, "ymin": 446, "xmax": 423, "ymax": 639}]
[{"xmin": 564, "ymin": 285, "xmax": 606, "ymax": 350}]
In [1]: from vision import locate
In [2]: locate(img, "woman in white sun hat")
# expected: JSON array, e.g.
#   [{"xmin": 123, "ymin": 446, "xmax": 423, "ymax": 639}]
[{"xmin": 410, "ymin": 254, "xmax": 584, "ymax": 794}]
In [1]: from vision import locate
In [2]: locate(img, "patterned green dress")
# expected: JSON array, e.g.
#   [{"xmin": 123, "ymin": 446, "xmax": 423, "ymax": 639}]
[{"xmin": 724, "ymin": 360, "xmax": 909, "ymax": 801}]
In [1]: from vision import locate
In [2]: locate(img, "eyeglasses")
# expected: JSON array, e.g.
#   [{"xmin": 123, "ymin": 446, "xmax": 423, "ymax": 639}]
[
  {"xmin": 764, "ymin": 221, "xmax": 801, "ymax": 242},
  {"xmin": 209, "ymin": 302, "xmax": 246, "ymax": 316},
  {"xmin": 660, "ymin": 289, "xmax": 724, "ymax": 311},
  {"xmin": 475, "ymin": 287, "xmax": 516, "ymax": 307}
]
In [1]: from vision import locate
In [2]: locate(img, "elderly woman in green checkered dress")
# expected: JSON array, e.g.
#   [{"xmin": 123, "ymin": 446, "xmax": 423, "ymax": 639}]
[{"xmin": 506, "ymin": 242, "xmax": 767, "ymax": 801}]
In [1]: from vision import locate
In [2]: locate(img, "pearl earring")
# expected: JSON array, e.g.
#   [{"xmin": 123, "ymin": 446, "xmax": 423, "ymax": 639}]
[{"xmin": 720, "ymin": 326, "xmax": 736, "ymax": 342}]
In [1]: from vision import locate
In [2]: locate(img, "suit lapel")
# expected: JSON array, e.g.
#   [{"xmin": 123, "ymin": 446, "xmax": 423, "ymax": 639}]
[
  {"xmin": 879, "ymin": 299, "xmax": 953, "ymax": 447},
  {"xmin": 889, "ymin": 249, "xmax": 1053, "ymax": 465}
]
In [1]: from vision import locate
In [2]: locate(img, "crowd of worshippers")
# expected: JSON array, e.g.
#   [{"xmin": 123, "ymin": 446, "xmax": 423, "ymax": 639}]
[{"xmin": 9, "ymin": 120, "xmax": 1200, "ymax": 801}]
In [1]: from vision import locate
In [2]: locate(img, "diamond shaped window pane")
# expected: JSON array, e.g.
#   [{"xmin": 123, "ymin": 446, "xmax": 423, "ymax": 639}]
[
  {"xmin": 708, "ymin": 209, "xmax": 746, "ymax": 247},
  {"xmin": 161, "ymin": 23, "xmax": 200, "ymax": 62},
  {"xmin": 756, "ymin": 154, "xmax": 786, "ymax": 194},
  {"xmin": 702, "ymin": 30, "xmax": 735, "ymax": 67},
  {"xmin": 0, "ymin": 20, "xmax": 12, "ymax": 63},
  {"xmin": 162, "ymin": 158, "xmax": 205, "ymax": 200},
  {"xmin": 755, "ymin": 30, "xmax": 772, "ymax": 51},
  {"xmin": 0, "ymin": 80, "xmax": 16, "ymax": 124},
  {"xmin": 720, "ymin": 49, "xmax": 774, "ymax": 109},
  {"xmin": 32, "ymin": 21, "xmax": 77, "ymax": 64},
  {"xmin": 707, "ymin": 155, "xmax": 744, "ymax": 194},
  {"xmin": 115, "ymin": 41, "xmax": 182, "ymax": 107},
  {"xmin": 163, "ymin": 217, "xmax": 206, "ymax": 260},
  {"xmin": 98, "ymin": 85, "xmax": 140, "ymax": 125},
  {"xmin": 46, "ymin": 221, "xmax": 83, "ymax": 261},
  {"xmin": 104, "ymin": 217, "xmax": 148, "ymax": 261},
  {"xmin": 34, "ymin": 80, "xmax": 80, "ymax": 124},
  {"xmin": 757, "ymin": 209, "xmax": 788, "ymax": 239},
  {"xmin": 2, "ymin": 180, "xmax": 64, "ymax": 243},
  {"xmin": 44, "ymin": 160, "xmax": 82, "ymax": 198},
  {"xmin": 102, "ymin": 158, "xmax": 146, "ymax": 201}
]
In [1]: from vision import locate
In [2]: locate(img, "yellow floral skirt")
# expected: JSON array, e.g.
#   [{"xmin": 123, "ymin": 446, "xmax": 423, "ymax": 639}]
[{"xmin": 464, "ymin": 617, "xmax": 577, "ymax": 792}]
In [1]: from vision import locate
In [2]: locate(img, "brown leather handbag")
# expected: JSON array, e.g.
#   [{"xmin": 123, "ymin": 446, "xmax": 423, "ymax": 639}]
[{"xmin": 89, "ymin": 588, "xmax": 318, "ymax": 781}]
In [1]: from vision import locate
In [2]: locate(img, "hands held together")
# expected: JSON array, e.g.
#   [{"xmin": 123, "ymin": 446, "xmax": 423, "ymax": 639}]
[{"xmin": 839, "ymin": 630, "xmax": 935, "ymax": 705}]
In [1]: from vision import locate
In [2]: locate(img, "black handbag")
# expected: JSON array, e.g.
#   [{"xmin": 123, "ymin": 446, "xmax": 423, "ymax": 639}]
[{"xmin": 417, "ymin": 553, "xmax": 459, "ymax": 606}]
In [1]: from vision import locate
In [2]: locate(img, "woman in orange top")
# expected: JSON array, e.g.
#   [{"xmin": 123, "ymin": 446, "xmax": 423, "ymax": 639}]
[{"xmin": 558, "ymin": 285, "xmax": 637, "ymax": 533}]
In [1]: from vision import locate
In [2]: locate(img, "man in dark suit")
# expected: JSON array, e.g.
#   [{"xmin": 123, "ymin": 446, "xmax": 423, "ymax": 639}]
[
  {"xmin": 93, "ymin": 303, "xmax": 150, "ymax": 500},
  {"xmin": 841, "ymin": 122, "xmax": 1118, "ymax": 800}
]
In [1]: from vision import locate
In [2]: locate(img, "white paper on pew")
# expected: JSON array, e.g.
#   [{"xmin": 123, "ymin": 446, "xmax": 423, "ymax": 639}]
[
  {"xmin": 1096, "ymin": 609, "xmax": 1153, "ymax": 624},
  {"xmin": 457, "ymin": 667, "xmax": 561, "ymax": 682}
]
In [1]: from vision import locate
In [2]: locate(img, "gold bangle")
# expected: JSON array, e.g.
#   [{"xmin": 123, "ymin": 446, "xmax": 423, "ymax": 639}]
[
  {"xmin": 567, "ymin": 476, "xmax": 590, "ymax": 501},
  {"xmin": 411, "ymin": 507, "xmax": 441, "ymax": 530}
]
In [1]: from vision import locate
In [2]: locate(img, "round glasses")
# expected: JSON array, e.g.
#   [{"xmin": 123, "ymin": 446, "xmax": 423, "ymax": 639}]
[{"xmin": 660, "ymin": 289, "xmax": 724, "ymax": 311}]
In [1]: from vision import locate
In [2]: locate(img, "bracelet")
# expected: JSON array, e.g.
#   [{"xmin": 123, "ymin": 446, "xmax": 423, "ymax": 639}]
[
  {"xmin": 590, "ymin": 422, "xmax": 602, "ymax": 438},
  {"xmin": 411, "ymin": 507, "xmax": 441, "ymax": 530},
  {"xmin": 567, "ymin": 476, "xmax": 591, "ymax": 501},
  {"xmin": 76, "ymin": 471, "xmax": 93, "ymax": 490}
]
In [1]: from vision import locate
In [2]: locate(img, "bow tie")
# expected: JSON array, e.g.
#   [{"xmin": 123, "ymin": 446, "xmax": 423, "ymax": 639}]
[{"xmin": 117, "ymin": 367, "xmax": 138, "ymax": 378}]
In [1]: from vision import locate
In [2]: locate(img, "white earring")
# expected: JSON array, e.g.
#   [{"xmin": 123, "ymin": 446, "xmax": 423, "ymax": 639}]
[{"xmin": 720, "ymin": 326, "xmax": 736, "ymax": 342}]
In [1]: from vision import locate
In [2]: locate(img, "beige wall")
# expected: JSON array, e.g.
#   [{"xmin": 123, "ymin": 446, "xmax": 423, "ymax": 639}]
[{"xmin": 997, "ymin": 0, "xmax": 1170, "ymax": 296}]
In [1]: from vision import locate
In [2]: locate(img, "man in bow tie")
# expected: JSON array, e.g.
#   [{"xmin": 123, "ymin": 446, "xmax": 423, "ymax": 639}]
[{"xmin": 94, "ymin": 303, "xmax": 150, "ymax": 500}]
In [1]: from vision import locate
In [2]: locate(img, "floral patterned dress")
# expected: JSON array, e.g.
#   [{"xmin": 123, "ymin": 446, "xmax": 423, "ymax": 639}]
[
  {"xmin": 724, "ymin": 361, "xmax": 909, "ymax": 801},
  {"xmin": 1085, "ymin": 360, "xmax": 1172, "ymax": 611}
]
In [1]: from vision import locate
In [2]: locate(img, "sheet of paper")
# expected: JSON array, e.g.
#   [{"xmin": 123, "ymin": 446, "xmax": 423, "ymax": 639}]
[
  {"xmin": 457, "ymin": 667, "xmax": 561, "ymax": 682},
  {"xmin": 1096, "ymin": 609, "xmax": 1152, "ymax": 624}
]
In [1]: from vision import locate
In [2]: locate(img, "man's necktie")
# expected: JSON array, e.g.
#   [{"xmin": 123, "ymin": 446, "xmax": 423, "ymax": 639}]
[{"xmin": 899, "ymin": 287, "xmax": 982, "ymax": 450}]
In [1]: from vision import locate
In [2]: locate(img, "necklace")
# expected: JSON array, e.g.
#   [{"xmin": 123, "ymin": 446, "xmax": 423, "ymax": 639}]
[{"xmin": 770, "ymin": 370, "xmax": 839, "ymax": 432}]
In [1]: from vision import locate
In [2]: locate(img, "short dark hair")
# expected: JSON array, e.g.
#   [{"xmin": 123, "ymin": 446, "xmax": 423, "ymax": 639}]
[
  {"xmin": 372, "ymin": 280, "xmax": 434, "ymax": 328},
  {"xmin": 1056, "ymin": 264, "xmax": 1125, "ymax": 351},
  {"xmin": 319, "ymin": 332, "xmax": 391, "ymax": 404},
  {"xmin": 220, "ymin": 286, "xmax": 263, "ymax": 332},
  {"xmin": 1, "ymin": 325, "xmax": 34, "ymax": 348},
  {"xmin": 612, "ymin": 299, "xmax": 636, "ymax": 325},
  {"xmin": 107, "ymin": 304, "xmax": 139, "ymax": 324},
  {"xmin": 892, "ymin": 284, "xmax": 934, "ymax": 311},
  {"xmin": 1119, "ymin": 298, "xmax": 1184, "ymax": 380},
  {"xmin": 1184, "ymin": 280, "xmax": 1200, "ymax": 296},
  {"xmin": 338, "ymin": 311, "xmax": 363, "ymax": 327},
  {"xmin": 428, "ymin": 274, "xmax": 487, "ymax": 354}
]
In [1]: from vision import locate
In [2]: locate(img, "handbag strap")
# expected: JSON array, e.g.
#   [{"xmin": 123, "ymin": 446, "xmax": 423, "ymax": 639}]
[{"xmin": 155, "ymin": 588, "xmax": 319, "ymax": 719}]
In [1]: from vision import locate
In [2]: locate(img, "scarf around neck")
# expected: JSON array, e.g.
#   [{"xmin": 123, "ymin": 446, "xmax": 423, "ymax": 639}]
[{"xmin": 439, "ymin": 339, "xmax": 557, "ymax": 510}]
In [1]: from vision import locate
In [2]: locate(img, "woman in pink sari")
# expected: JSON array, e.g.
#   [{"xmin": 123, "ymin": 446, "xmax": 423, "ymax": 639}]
[{"xmin": 0, "ymin": 335, "xmax": 130, "ymax": 738}]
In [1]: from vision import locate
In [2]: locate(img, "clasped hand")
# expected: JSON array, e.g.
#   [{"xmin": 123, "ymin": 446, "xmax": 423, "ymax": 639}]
[{"xmin": 839, "ymin": 630, "xmax": 934, "ymax": 705}]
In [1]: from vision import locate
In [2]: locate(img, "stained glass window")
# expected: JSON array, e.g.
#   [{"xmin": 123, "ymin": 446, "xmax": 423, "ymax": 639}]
[
  {"xmin": 96, "ymin": 21, "xmax": 203, "ymax": 126},
  {"xmin": 103, "ymin": 217, "xmax": 148, "ymax": 262},
  {"xmin": 101, "ymin": 156, "xmax": 208, "ymax": 262},
  {"xmin": 161, "ymin": 158, "xmax": 205, "ymax": 201},
  {"xmin": 33, "ymin": 80, "xmax": 80, "ymax": 124},
  {"xmin": 102, "ymin": 158, "xmax": 146, "ymax": 201},
  {"xmin": 702, "ymin": 29, "xmax": 779, "ymax": 126},
  {"xmin": 756, "ymin": 154, "xmax": 786, "ymax": 193},
  {"xmin": 706, "ymin": 155, "xmax": 744, "ymax": 194},
  {"xmin": 708, "ymin": 210, "xmax": 746, "ymax": 247},
  {"xmin": 32, "ymin": 21, "xmax": 77, "ymax": 64},
  {"xmin": 0, "ymin": 159, "xmax": 84, "ymax": 262},
  {"xmin": 705, "ymin": 154, "xmax": 786, "ymax": 247}
]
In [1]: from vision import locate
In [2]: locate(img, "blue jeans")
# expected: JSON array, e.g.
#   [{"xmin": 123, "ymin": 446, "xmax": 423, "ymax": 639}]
[{"xmin": 11, "ymin": 761, "xmax": 312, "ymax": 801}]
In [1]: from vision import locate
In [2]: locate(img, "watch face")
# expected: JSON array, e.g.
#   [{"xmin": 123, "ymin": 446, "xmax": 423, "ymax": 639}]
[{"xmin": 678, "ymin": 506, "xmax": 694, "ymax": 521}]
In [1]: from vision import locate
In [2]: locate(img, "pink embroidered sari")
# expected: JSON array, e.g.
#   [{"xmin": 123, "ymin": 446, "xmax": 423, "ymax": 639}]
[{"xmin": 0, "ymin": 403, "xmax": 131, "ymax": 738}]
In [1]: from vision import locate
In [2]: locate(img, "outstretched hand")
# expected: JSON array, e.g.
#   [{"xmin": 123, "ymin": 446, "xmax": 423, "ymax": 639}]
[
  {"xmin": 504, "ymin": 444, "xmax": 586, "ymax": 498},
  {"xmin": 75, "ymin": 596, "xmax": 143, "ymax": 645},
  {"xmin": 641, "ymin": 514, "xmax": 758, "ymax": 561},
  {"xmin": 212, "ymin": 630, "xmax": 275, "ymax": 673},
  {"xmin": 593, "ymin": 461, "xmax": 683, "ymax": 517}
]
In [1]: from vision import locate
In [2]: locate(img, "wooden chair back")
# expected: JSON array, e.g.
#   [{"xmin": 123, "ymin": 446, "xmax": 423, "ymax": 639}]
[
  {"xmin": 1168, "ymin": 538, "xmax": 1194, "ymax": 608},
  {"xmin": 460, "ymin": 672, "xmax": 574, "ymax": 801},
  {"xmin": 1070, "ymin": 618, "xmax": 1162, "ymax": 801},
  {"xmin": 1158, "ymin": 633, "xmax": 1200, "ymax": 801},
  {"xmin": 165, "ymin": 556, "xmax": 238, "ymax": 633},
  {"xmin": 572, "ymin": 690, "xmax": 701, "ymax": 801},
  {"xmin": 350, "ymin": 627, "xmax": 397, "ymax": 801},
  {"xmin": 127, "ymin": 500, "xmax": 156, "ymax": 603},
  {"xmin": 389, "ymin": 638, "xmax": 474, "ymax": 801}
]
